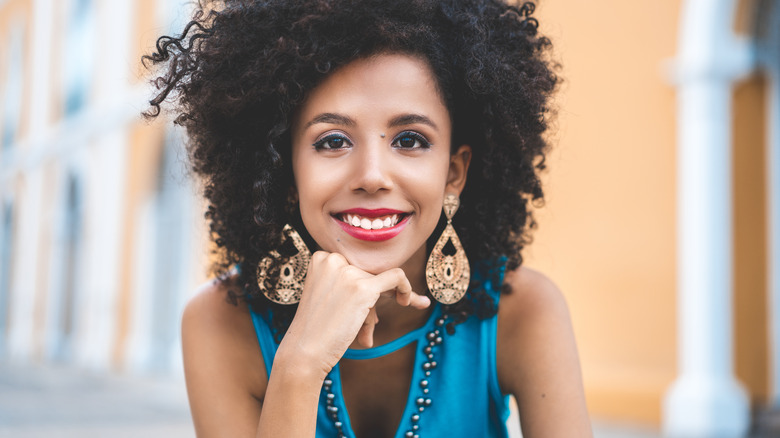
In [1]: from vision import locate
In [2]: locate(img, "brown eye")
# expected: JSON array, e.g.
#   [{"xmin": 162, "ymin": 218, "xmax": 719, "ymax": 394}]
[
  {"xmin": 392, "ymin": 131, "xmax": 431, "ymax": 149},
  {"xmin": 313, "ymin": 133, "xmax": 352, "ymax": 150}
]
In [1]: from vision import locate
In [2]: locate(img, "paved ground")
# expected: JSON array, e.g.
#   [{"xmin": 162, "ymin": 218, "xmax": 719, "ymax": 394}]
[{"xmin": 0, "ymin": 361, "xmax": 661, "ymax": 438}]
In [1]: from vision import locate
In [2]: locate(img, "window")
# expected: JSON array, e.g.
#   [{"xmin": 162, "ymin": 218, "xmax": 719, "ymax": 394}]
[
  {"xmin": 63, "ymin": 0, "xmax": 95, "ymax": 116},
  {"xmin": 1, "ymin": 25, "xmax": 24, "ymax": 150}
]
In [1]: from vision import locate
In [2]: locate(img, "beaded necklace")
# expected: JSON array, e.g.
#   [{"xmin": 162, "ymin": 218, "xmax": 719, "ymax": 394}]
[{"xmin": 322, "ymin": 313, "xmax": 451, "ymax": 438}]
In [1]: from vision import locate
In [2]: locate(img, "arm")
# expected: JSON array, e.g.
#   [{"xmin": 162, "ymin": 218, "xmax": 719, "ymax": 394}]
[
  {"xmin": 182, "ymin": 253, "xmax": 430, "ymax": 437},
  {"xmin": 497, "ymin": 267, "xmax": 592, "ymax": 438},
  {"xmin": 181, "ymin": 280, "xmax": 268, "ymax": 437}
]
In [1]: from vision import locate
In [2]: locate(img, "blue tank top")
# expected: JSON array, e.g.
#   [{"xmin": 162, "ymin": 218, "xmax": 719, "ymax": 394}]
[{"xmin": 250, "ymin": 264, "xmax": 510, "ymax": 437}]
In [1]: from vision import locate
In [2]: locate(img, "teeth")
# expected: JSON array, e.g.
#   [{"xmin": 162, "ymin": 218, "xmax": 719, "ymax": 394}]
[{"xmin": 341, "ymin": 213, "xmax": 405, "ymax": 230}]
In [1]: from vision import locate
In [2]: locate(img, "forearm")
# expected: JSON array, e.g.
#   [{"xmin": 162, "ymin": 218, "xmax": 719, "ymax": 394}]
[{"xmin": 256, "ymin": 346, "xmax": 327, "ymax": 437}]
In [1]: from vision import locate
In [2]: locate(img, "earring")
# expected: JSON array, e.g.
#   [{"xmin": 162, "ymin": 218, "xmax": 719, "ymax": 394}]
[
  {"xmin": 257, "ymin": 224, "xmax": 311, "ymax": 305},
  {"xmin": 426, "ymin": 194, "xmax": 470, "ymax": 304}
]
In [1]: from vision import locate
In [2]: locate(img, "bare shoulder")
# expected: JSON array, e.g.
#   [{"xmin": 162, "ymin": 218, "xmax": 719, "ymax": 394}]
[
  {"xmin": 497, "ymin": 266, "xmax": 571, "ymax": 329},
  {"xmin": 496, "ymin": 266, "xmax": 592, "ymax": 437},
  {"xmin": 182, "ymin": 276, "xmax": 268, "ymax": 437}
]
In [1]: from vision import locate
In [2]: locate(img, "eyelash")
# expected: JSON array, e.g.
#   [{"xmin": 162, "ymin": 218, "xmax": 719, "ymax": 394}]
[
  {"xmin": 312, "ymin": 133, "xmax": 353, "ymax": 150},
  {"xmin": 312, "ymin": 131, "xmax": 432, "ymax": 150},
  {"xmin": 392, "ymin": 131, "xmax": 432, "ymax": 149}
]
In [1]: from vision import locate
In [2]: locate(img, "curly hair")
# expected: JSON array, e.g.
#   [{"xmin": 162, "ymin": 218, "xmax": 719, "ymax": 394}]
[{"xmin": 143, "ymin": 0, "xmax": 557, "ymax": 333}]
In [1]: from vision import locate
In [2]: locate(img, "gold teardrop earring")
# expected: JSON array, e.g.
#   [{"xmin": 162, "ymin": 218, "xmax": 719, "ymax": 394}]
[
  {"xmin": 426, "ymin": 194, "xmax": 470, "ymax": 304},
  {"xmin": 257, "ymin": 224, "xmax": 311, "ymax": 305}
]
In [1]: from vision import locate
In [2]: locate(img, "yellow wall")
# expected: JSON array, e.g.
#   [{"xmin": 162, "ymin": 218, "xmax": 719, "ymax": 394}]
[
  {"xmin": 733, "ymin": 73, "xmax": 769, "ymax": 406},
  {"xmin": 534, "ymin": 1, "xmax": 681, "ymax": 424}
]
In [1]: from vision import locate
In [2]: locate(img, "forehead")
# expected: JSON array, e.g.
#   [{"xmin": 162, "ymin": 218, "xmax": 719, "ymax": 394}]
[{"xmin": 294, "ymin": 53, "xmax": 451, "ymax": 129}]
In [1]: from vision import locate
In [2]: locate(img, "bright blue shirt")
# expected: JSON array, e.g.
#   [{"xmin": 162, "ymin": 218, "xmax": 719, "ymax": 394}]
[{"xmin": 250, "ymin": 264, "xmax": 510, "ymax": 437}]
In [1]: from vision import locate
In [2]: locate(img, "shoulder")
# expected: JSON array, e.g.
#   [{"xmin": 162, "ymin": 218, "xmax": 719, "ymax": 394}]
[
  {"xmin": 182, "ymin": 276, "xmax": 266, "ymax": 391},
  {"xmin": 182, "ymin": 276, "xmax": 269, "ymax": 435},
  {"xmin": 495, "ymin": 266, "xmax": 592, "ymax": 436},
  {"xmin": 497, "ymin": 265, "xmax": 570, "ymax": 327}
]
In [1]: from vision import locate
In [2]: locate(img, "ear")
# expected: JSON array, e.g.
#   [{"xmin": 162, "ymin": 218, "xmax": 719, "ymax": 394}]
[{"xmin": 446, "ymin": 144, "xmax": 472, "ymax": 196}]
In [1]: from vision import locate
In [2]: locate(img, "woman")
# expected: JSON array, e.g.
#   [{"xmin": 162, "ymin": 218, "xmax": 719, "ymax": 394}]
[{"xmin": 144, "ymin": 0, "xmax": 591, "ymax": 436}]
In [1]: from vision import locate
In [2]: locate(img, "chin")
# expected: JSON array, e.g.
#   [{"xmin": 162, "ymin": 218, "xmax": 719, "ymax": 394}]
[{"xmin": 343, "ymin": 257, "xmax": 399, "ymax": 275}]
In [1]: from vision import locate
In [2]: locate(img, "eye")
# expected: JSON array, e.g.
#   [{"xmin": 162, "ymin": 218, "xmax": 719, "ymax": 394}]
[
  {"xmin": 312, "ymin": 133, "xmax": 353, "ymax": 150},
  {"xmin": 392, "ymin": 131, "xmax": 432, "ymax": 149}
]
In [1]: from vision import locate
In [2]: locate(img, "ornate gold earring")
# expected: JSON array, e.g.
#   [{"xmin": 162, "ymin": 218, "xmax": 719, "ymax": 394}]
[
  {"xmin": 257, "ymin": 224, "xmax": 311, "ymax": 305},
  {"xmin": 426, "ymin": 194, "xmax": 470, "ymax": 304}
]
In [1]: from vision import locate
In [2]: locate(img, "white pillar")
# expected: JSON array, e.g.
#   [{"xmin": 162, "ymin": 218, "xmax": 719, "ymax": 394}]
[
  {"xmin": 6, "ymin": 0, "xmax": 55, "ymax": 361},
  {"xmin": 663, "ymin": 0, "xmax": 753, "ymax": 436},
  {"xmin": 73, "ymin": 0, "xmax": 133, "ymax": 370}
]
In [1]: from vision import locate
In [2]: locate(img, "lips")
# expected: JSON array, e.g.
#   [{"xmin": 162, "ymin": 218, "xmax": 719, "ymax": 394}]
[{"xmin": 333, "ymin": 208, "xmax": 411, "ymax": 241}]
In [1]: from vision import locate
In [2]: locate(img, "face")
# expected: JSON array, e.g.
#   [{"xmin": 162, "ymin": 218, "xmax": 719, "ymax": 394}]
[{"xmin": 291, "ymin": 53, "xmax": 470, "ymax": 276}]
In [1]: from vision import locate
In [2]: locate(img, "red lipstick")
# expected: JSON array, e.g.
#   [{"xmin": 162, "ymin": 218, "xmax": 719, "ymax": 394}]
[{"xmin": 333, "ymin": 208, "xmax": 411, "ymax": 242}]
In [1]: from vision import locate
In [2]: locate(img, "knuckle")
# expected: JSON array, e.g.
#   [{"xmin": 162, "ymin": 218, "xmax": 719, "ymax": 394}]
[
  {"xmin": 326, "ymin": 252, "xmax": 347, "ymax": 266},
  {"xmin": 312, "ymin": 251, "xmax": 328, "ymax": 263}
]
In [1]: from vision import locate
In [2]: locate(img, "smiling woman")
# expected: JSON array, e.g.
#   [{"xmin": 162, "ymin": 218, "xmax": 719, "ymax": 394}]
[{"xmin": 142, "ymin": 1, "xmax": 590, "ymax": 437}]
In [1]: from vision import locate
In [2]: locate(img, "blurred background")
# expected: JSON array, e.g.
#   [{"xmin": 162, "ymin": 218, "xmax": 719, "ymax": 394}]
[{"xmin": 0, "ymin": 0, "xmax": 778, "ymax": 437}]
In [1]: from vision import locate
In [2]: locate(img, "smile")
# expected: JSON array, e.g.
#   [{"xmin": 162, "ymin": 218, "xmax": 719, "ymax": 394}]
[{"xmin": 333, "ymin": 208, "xmax": 412, "ymax": 241}]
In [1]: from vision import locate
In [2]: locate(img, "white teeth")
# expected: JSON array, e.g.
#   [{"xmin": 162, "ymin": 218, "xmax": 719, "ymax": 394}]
[{"xmin": 342, "ymin": 213, "xmax": 405, "ymax": 230}]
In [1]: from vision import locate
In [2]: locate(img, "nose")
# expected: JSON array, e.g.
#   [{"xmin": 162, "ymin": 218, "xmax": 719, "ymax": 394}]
[{"xmin": 349, "ymin": 140, "xmax": 394, "ymax": 194}]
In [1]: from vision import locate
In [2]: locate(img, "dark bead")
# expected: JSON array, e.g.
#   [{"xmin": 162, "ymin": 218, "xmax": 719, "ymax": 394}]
[
  {"xmin": 411, "ymin": 414, "xmax": 420, "ymax": 422},
  {"xmin": 328, "ymin": 406, "xmax": 339, "ymax": 413},
  {"xmin": 426, "ymin": 332, "xmax": 436, "ymax": 341},
  {"xmin": 436, "ymin": 318, "xmax": 445, "ymax": 326},
  {"xmin": 423, "ymin": 346, "xmax": 432, "ymax": 354},
  {"xmin": 335, "ymin": 421, "xmax": 342, "ymax": 428},
  {"xmin": 422, "ymin": 362, "xmax": 431, "ymax": 370},
  {"xmin": 425, "ymin": 398, "xmax": 432, "ymax": 406},
  {"xmin": 412, "ymin": 424, "xmax": 420, "ymax": 431},
  {"xmin": 418, "ymin": 406, "xmax": 425, "ymax": 412},
  {"xmin": 428, "ymin": 341, "xmax": 436, "ymax": 347},
  {"xmin": 327, "ymin": 393, "xmax": 335, "ymax": 400},
  {"xmin": 427, "ymin": 354, "xmax": 434, "ymax": 361},
  {"xmin": 420, "ymin": 379, "xmax": 429, "ymax": 388},
  {"xmin": 423, "ymin": 388, "xmax": 429, "ymax": 394},
  {"xmin": 435, "ymin": 336, "xmax": 443, "ymax": 344},
  {"xmin": 430, "ymin": 361, "xmax": 437, "ymax": 369},
  {"xmin": 416, "ymin": 397, "xmax": 425, "ymax": 405},
  {"xmin": 324, "ymin": 379, "xmax": 333, "ymax": 386},
  {"xmin": 414, "ymin": 434, "xmax": 420, "ymax": 438},
  {"xmin": 425, "ymin": 371, "xmax": 431, "ymax": 377},
  {"xmin": 406, "ymin": 432, "xmax": 414, "ymax": 438},
  {"xmin": 434, "ymin": 329, "xmax": 440, "ymax": 335}
]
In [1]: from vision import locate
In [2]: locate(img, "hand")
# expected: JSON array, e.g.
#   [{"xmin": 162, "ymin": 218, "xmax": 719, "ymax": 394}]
[{"xmin": 277, "ymin": 251, "xmax": 430, "ymax": 378}]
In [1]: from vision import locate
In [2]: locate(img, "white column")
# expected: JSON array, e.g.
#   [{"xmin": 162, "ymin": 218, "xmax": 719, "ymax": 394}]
[
  {"xmin": 662, "ymin": 0, "xmax": 752, "ymax": 436},
  {"xmin": 74, "ymin": 0, "xmax": 134, "ymax": 370},
  {"xmin": 7, "ymin": 0, "xmax": 55, "ymax": 361},
  {"xmin": 765, "ymin": 0, "xmax": 780, "ymax": 408}
]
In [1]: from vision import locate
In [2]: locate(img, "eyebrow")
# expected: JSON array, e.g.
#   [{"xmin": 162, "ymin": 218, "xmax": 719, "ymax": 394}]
[
  {"xmin": 388, "ymin": 114, "xmax": 438, "ymax": 131},
  {"xmin": 303, "ymin": 112, "xmax": 439, "ymax": 131},
  {"xmin": 304, "ymin": 113, "xmax": 356, "ymax": 129}
]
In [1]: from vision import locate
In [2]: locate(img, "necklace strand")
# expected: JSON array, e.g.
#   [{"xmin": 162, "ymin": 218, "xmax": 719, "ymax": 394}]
[{"xmin": 322, "ymin": 313, "xmax": 451, "ymax": 438}]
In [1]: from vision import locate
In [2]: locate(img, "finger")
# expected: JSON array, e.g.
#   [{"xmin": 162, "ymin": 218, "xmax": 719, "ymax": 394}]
[
  {"xmin": 372, "ymin": 269, "xmax": 413, "ymax": 306},
  {"xmin": 358, "ymin": 308, "xmax": 378, "ymax": 348},
  {"xmin": 408, "ymin": 293, "xmax": 431, "ymax": 310}
]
